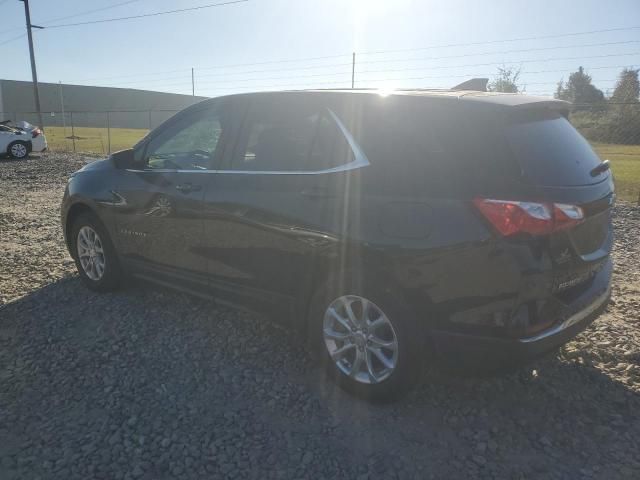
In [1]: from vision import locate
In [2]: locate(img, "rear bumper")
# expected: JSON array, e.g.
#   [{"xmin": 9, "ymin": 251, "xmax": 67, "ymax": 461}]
[
  {"xmin": 30, "ymin": 136, "xmax": 47, "ymax": 152},
  {"xmin": 431, "ymin": 262, "xmax": 611, "ymax": 365}
]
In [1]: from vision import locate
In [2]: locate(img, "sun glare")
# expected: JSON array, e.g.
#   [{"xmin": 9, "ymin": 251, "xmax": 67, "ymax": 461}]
[
  {"xmin": 377, "ymin": 86, "xmax": 396, "ymax": 97},
  {"xmin": 351, "ymin": 0, "xmax": 394, "ymax": 51}
]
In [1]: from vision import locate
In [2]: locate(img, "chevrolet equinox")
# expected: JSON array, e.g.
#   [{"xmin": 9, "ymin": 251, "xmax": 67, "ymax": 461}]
[{"xmin": 62, "ymin": 89, "xmax": 614, "ymax": 400}]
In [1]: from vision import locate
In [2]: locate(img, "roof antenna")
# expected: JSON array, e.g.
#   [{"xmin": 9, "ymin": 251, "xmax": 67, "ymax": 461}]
[{"xmin": 452, "ymin": 78, "xmax": 489, "ymax": 92}]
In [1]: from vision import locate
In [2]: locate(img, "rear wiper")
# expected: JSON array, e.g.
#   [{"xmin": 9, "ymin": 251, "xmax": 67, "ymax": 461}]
[{"xmin": 590, "ymin": 159, "xmax": 610, "ymax": 177}]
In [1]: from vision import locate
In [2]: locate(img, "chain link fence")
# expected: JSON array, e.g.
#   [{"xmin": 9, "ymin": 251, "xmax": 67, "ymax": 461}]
[
  {"xmin": 569, "ymin": 103, "xmax": 640, "ymax": 202},
  {"xmin": 0, "ymin": 109, "xmax": 180, "ymax": 155}
]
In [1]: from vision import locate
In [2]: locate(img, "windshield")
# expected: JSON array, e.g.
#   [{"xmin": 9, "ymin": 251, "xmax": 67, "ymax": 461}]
[{"xmin": 507, "ymin": 112, "xmax": 605, "ymax": 186}]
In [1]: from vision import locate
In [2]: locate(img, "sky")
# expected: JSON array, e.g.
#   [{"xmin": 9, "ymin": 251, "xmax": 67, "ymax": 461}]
[{"xmin": 0, "ymin": 0, "xmax": 638, "ymax": 98}]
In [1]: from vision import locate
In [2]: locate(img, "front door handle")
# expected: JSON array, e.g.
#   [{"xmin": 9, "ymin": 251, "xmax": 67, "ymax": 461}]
[{"xmin": 175, "ymin": 183, "xmax": 202, "ymax": 193}]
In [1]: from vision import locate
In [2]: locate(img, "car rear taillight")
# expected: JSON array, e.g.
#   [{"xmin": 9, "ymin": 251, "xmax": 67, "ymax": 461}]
[
  {"xmin": 31, "ymin": 128, "xmax": 41, "ymax": 138},
  {"xmin": 473, "ymin": 198, "xmax": 584, "ymax": 237}
]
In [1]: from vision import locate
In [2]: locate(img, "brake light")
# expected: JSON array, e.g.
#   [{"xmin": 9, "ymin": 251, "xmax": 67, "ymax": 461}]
[
  {"xmin": 31, "ymin": 128, "xmax": 41, "ymax": 138},
  {"xmin": 473, "ymin": 198, "xmax": 584, "ymax": 236}
]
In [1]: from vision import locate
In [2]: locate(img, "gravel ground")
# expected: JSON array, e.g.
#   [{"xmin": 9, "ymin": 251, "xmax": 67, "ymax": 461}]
[{"xmin": 1, "ymin": 152, "xmax": 639, "ymax": 480}]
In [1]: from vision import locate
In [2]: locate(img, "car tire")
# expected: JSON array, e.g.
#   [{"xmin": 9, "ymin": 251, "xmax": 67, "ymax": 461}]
[
  {"xmin": 7, "ymin": 141, "xmax": 29, "ymax": 159},
  {"xmin": 70, "ymin": 212, "xmax": 122, "ymax": 292},
  {"xmin": 308, "ymin": 273, "xmax": 423, "ymax": 401}
]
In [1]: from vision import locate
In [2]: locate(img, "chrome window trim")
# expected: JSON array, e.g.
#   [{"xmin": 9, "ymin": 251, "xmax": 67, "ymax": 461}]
[{"xmin": 127, "ymin": 108, "xmax": 369, "ymax": 176}]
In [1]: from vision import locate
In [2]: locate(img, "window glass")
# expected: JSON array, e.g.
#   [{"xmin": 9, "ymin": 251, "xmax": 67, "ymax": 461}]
[
  {"xmin": 308, "ymin": 114, "xmax": 354, "ymax": 171},
  {"xmin": 232, "ymin": 98, "xmax": 354, "ymax": 172},
  {"xmin": 145, "ymin": 110, "xmax": 223, "ymax": 170},
  {"xmin": 355, "ymin": 99, "xmax": 461, "ymax": 195},
  {"xmin": 507, "ymin": 112, "xmax": 603, "ymax": 186}
]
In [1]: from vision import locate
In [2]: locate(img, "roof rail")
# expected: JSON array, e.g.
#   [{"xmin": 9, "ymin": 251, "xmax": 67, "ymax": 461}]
[{"xmin": 451, "ymin": 78, "xmax": 489, "ymax": 92}]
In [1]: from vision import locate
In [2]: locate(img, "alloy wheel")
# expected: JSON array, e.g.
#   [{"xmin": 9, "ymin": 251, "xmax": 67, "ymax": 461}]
[
  {"xmin": 323, "ymin": 295, "xmax": 399, "ymax": 384},
  {"xmin": 77, "ymin": 226, "xmax": 106, "ymax": 281},
  {"xmin": 11, "ymin": 143, "xmax": 27, "ymax": 158}
]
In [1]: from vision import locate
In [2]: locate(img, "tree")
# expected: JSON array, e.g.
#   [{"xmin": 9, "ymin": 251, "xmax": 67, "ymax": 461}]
[
  {"xmin": 569, "ymin": 68, "xmax": 640, "ymax": 145},
  {"xmin": 555, "ymin": 67, "xmax": 605, "ymax": 107},
  {"xmin": 610, "ymin": 68, "xmax": 640, "ymax": 104},
  {"xmin": 487, "ymin": 66, "xmax": 522, "ymax": 93},
  {"xmin": 603, "ymin": 68, "xmax": 640, "ymax": 144}
]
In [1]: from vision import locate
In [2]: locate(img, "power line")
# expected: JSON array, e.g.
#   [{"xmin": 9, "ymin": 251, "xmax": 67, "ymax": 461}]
[
  {"xmin": 92, "ymin": 38, "xmax": 640, "ymax": 82},
  {"xmin": 359, "ymin": 65, "xmax": 638, "ymax": 87},
  {"xmin": 105, "ymin": 63, "xmax": 627, "ymax": 89},
  {"xmin": 352, "ymin": 40, "xmax": 640, "ymax": 67},
  {"xmin": 0, "ymin": 33, "xmax": 25, "ymax": 47},
  {"xmin": 36, "ymin": 0, "xmax": 145, "ymax": 25},
  {"xmin": 60, "ymin": 39, "xmax": 640, "ymax": 84},
  {"xmin": 358, "ymin": 25, "xmax": 640, "ymax": 56},
  {"xmin": 65, "ymin": 53, "xmax": 352, "ymax": 83},
  {"xmin": 355, "ymin": 52, "xmax": 640, "ymax": 76},
  {"xmin": 187, "ymin": 76, "xmax": 622, "ymax": 93},
  {"xmin": 196, "ymin": 54, "xmax": 353, "ymax": 71},
  {"xmin": 66, "ymin": 57, "xmax": 638, "ymax": 91},
  {"xmin": 194, "ymin": 51, "xmax": 640, "ymax": 83},
  {"xmin": 98, "ymin": 68, "xmax": 354, "ymax": 87},
  {"xmin": 192, "ymin": 65, "xmax": 636, "ymax": 88},
  {"xmin": 113, "ymin": 25, "xmax": 638, "ymax": 71},
  {"xmin": 66, "ymin": 68, "xmax": 191, "ymax": 83},
  {"xmin": 42, "ymin": 0, "xmax": 250, "ymax": 29},
  {"xmin": 127, "ymin": 24, "xmax": 640, "ymax": 73},
  {"xmin": 0, "ymin": 2, "xmax": 147, "ymax": 36},
  {"xmin": 112, "ymin": 73, "xmax": 623, "ymax": 95},
  {"xmin": 190, "ymin": 41, "xmax": 640, "ymax": 78}
]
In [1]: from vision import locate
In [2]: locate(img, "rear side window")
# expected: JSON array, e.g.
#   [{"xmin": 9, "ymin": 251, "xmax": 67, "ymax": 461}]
[
  {"xmin": 231, "ymin": 96, "xmax": 353, "ymax": 172},
  {"xmin": 507, "ymin": 112, "xmax": 603, "ymax": 186},
  {"xmin": 352, "ymin": 98, "xmax": 467, "ymax": 196}
]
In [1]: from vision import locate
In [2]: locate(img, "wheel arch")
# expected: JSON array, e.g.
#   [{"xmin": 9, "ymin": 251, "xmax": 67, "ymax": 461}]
[
  {"xmin": 6, "ymin": 139, "xmax": 31, "ymax": 156},
  {"xmin": 298, "ymin": 247, "xmax": 429, "ymax": 345},
  {"xmin": 64, "ymin": 202, "xmax": 96, "ymax": 255}
]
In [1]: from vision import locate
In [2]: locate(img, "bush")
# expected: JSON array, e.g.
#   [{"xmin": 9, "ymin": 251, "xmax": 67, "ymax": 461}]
[{"xmin": 570, "ymin": 105, "xmax": 640, "ymax": 145}]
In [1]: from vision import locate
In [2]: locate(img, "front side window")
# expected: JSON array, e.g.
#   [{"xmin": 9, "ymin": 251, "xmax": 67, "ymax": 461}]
[
  {"xmin": 231, "ymin": 97, "xmax": 355, "ymax": 172},
  {"xmin": 144, "ymin": 108, "xmax": 224, "ymax": 170}
]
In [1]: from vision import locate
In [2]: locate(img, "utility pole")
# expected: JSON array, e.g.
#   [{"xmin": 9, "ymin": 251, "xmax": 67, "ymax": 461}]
[
  {"xmin": 191, "ymin": 67, "xmax": 195, "ymax": 96},
  {"xmin": 20, "ymin": 0, "xmax": 45, "ymax": 132},
  {"xmin": 351, "ymin": 52, "xmax": 356, "ymax": 89}
]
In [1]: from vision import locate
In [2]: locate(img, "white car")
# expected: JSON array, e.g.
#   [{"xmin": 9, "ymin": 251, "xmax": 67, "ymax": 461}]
[{"xmin": 0, "ymin": 121, "xmax": 48, "ymax": 159}]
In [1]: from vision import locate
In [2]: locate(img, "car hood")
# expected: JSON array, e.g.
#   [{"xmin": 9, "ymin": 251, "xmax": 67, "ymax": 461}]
[{"xmin": 74, "ymin": 157, "xmax": 113, "ymax": 175}]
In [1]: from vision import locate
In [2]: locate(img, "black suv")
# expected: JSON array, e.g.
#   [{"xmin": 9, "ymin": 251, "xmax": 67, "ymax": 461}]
[{"xmin": 62, "ymin": 89, "xmax": 613, "ymax": 400}]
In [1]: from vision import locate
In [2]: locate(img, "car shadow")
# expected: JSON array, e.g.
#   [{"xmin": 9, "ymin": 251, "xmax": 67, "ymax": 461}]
[
  {"xmin": 0, "ymin": 153, "xmax": 42, "ymax": 162},
  {"xmin": 2, "ymin": 277, "xmax": 638, "ymax": 479}
]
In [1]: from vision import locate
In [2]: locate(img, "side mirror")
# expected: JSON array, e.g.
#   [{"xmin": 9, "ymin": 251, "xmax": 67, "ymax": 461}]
[{"xmin": 111, "ymin": 149, "xmax": 136, "ymax": 169}]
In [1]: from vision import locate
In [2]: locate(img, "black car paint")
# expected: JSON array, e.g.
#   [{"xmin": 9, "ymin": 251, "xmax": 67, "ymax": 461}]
[{"xmin": 62, "ymin": 90, "xmax": 613, "ymax": 361}]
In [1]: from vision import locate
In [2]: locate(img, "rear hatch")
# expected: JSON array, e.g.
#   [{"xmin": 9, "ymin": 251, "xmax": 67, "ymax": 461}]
[{"xmin": 505, "ymin": 108, "xmax": 614, "ymax": 294}]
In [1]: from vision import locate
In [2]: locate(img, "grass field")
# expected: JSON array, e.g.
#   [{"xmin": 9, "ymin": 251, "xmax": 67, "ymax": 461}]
[
  {"xmin": 45, "ymin": 126, "xmax": 149, "ymax": 155},
  {"xmin": 592, "ymin": 144, "xmax": 640, "ymax": 202},
  {"xmin": 42, "ymin": 126, "xmax": 640, "ymax": 202}
]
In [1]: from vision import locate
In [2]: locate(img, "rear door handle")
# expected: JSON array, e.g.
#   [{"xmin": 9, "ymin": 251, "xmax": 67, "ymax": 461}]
[{"xmin": 175, "ymin": 183, "xmax": 202, "ymax": 193}]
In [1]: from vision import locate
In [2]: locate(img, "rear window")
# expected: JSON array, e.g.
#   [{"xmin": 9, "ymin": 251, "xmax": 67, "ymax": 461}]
[{"xmin": 507, "ymin": 112, "xmax": 604, "ymax": 186}]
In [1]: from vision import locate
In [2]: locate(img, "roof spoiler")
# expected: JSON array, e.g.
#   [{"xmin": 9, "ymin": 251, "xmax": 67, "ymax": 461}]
[{"xmin": 452, "ymin": 78, "xmax": 489, "ymax": 92}]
